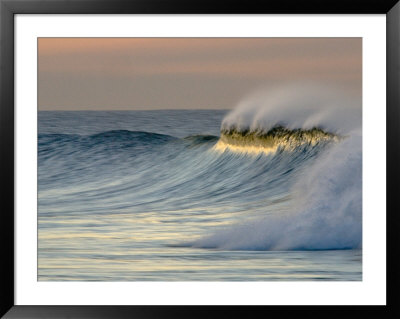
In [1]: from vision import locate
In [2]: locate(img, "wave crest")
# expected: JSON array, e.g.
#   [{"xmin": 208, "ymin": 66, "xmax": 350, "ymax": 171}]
[{"xmin": 215, "ymin": 126, "xmax": 338, "ymax": 155}]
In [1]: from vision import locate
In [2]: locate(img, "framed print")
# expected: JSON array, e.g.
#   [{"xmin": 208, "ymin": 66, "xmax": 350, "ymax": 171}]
[{"xmin": 1, "ymin": 0, "xmax": 399, "ymax": 318}]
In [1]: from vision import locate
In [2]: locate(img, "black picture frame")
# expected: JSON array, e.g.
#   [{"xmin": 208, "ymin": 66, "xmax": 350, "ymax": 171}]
[{"xmin": 1, "ymin": 0, "xmax": 399, "ymax": 318}]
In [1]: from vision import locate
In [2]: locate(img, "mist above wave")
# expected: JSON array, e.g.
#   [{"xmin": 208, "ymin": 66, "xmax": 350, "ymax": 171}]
[{"xmin": 221, "ymin": 83, "xmax": 361, "ymax": 135}]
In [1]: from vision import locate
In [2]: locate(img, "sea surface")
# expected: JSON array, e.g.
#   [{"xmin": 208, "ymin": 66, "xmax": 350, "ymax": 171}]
[{"xmin": 38, "ymin": 110, "xmax": 362, "ymax": 281}]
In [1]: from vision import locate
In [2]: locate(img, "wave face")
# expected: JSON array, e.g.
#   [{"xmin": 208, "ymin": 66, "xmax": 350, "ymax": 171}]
[
  {"xmin": 38, "ymin": 88, "xmax": 362, "ymax": 253},
  {"xmin": 190, "ymin": 130, "xmax": 362, "ymax": 250}
]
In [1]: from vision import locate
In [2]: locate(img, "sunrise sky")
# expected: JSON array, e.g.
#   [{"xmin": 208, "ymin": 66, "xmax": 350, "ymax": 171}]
[{"xmin": 38, "ymin": 38, "xmax": 362, "ymax": 110}]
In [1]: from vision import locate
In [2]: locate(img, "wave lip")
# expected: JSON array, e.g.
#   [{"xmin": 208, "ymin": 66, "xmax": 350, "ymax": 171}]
[{"xmin": 214, "ymin": 126, "xmax": 338, "ymax": 155}]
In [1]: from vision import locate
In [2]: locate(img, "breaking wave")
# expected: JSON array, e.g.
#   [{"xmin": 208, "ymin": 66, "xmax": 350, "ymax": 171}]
[{"xmin": 185, "ymin": 84, "xmax": 362, "ymax": 250}]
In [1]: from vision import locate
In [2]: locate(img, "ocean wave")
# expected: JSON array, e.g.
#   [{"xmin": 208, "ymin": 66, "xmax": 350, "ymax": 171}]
[
  {"xmin": 184, "ymin": 85, "xmax": 362, "ymax": 251},
  {"xmin": 38, "ymin": 86, "xmax": 362, "ymax": 252}
]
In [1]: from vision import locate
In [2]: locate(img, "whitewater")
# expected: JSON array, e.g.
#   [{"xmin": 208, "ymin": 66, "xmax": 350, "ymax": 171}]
[{"xmin": 38, "ymin": 86, "xmax": 362, "ymax": 281}]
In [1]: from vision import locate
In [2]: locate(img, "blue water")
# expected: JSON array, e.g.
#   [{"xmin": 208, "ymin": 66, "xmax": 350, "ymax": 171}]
[{"xmin": 38, "ymin": 110, "xmax": 362, "ymax": 281}]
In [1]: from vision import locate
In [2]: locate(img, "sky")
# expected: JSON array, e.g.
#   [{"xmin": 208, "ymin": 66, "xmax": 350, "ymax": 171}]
[{"xmin": 38, "ymin": 38, "xmax": 362, "ymax": 111}]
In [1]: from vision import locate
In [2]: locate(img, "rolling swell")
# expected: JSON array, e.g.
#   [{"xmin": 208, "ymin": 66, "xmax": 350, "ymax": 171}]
[
  {"xmin": 39, "ymin": 130, "xmax": 179, "ymax": 149},
  {"xmin": 38, "ymin": 126, "xmax": 322, "ymax": 219}
]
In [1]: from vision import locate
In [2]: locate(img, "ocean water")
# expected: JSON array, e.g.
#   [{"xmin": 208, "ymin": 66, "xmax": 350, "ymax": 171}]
[{"xmin": 38, "ymin": 107, "xmax": 362, "ymax": 281}]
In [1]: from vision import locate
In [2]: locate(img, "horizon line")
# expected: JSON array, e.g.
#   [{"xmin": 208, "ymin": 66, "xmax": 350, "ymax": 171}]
[{"xmin": 38, "ymin": 108, "xmax": 232, "ymax": 112}]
